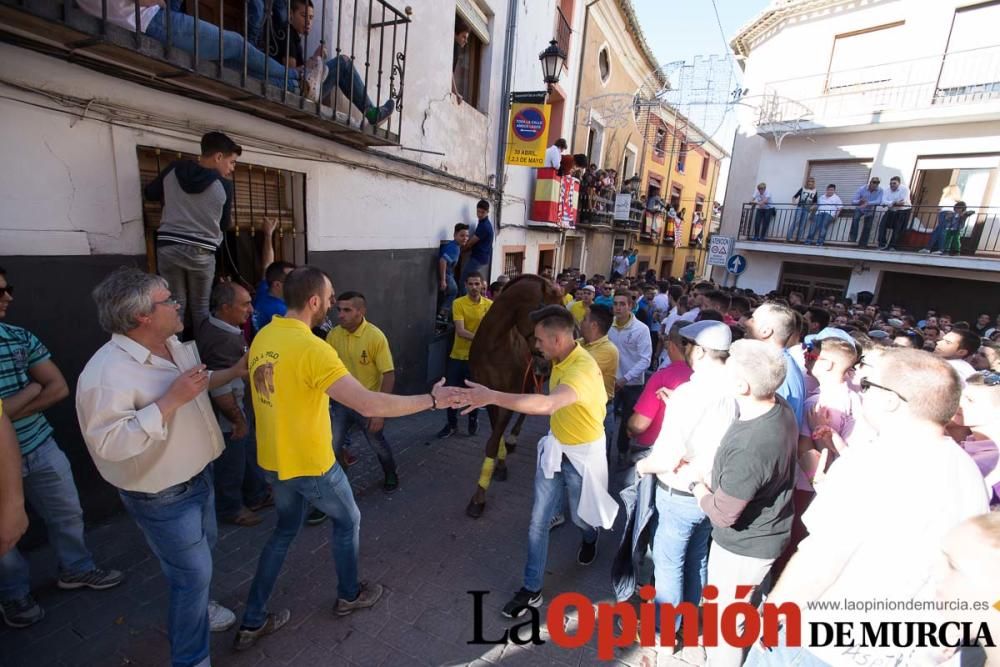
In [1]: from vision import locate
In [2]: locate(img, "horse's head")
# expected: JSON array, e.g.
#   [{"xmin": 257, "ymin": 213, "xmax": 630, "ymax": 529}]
[{"xmin": 502, "ymin": 274, "xmax": 564, "ymax": 341}]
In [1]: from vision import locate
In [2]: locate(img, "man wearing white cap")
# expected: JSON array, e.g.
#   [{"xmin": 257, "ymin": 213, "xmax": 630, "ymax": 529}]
[{"xmin": 636, "ymin": 321, "xmax": 737, "ymax": 638}]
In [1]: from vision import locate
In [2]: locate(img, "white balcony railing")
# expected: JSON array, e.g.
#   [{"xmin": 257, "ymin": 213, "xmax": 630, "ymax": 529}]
[{"xmin": 758, "ymin": 45, "xmax": 1000, "ymax": 126}]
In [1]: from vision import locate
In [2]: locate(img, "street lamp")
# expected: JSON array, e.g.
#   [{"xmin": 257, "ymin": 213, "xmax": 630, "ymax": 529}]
[{"xmin": 539, "ymin": 39, "xmax": 566, "ymax": 92}]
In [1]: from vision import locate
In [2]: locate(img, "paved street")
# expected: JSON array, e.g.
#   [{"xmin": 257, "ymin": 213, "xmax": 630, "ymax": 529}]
[{"xmin": 0, "ymin": 410, "xmax": 689, "ymax": 667}]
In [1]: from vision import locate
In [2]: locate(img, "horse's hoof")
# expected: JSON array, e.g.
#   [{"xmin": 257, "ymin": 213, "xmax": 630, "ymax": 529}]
[
  {"xmin": 506, "ymin": 443, "xmax": 517, "ymax": 454},
  {"xmin": 493, "ymin": 463, "xmax": 508, "ymax": 482},
  {"xmin": 466, "ymin": 501, "xmax": 486, "ymax": 519}
]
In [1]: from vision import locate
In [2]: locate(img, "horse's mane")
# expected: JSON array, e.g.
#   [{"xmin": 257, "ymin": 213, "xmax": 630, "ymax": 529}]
[{"xmin": 497, "ymin": 274, "xmax": 561, "ymax": 303}]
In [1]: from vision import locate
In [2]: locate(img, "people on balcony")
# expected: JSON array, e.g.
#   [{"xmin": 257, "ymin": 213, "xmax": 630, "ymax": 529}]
[
  {"xmin": 268, "ymin": 0, "xmax": 395, "ymax": 126},
  {"xmin": 77, "ymin": 0, "xmax": 305, "ymax": 97},
  {"xmin": 544, "ymin": 138, "xmax": 567, "ymax": 171},
  {"xmin": 803, "ymin": 184, "xmax": 843, "ymax": 247},
  {"xmin": 247, "ymin": 0, "xmax": 288, "ymax": 48},
  {"xmin": 786, "ymin": 176, "xmax": 818, "ymax": 243},
  {"xmin": 878, "ymin": 176, "xmax": 912, "ymax": 251},
  {"xmin": 748, "ymin": 182, "xmax": 773, "ymax": 241},
  {"xmin": 849, "ymin": 177, "xmax": 884, "ymax": 248},
  {"xmin": 920, "ymin": 201, "xmax": 975, "ymax": 255}
]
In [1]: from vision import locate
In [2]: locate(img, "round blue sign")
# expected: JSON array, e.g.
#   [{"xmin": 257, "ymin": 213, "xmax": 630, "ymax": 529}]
[
  {"xmin": 727, "ymin": 254, "xmax": 748, "ymax": 275},
  {"xmin": 512, "ymin": 107, "xmax": 546, "ymax": 142}
]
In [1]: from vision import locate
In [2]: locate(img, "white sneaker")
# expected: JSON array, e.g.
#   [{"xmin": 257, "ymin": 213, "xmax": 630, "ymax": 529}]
[
  {"xmin": 549, "ymin": 513, "xmax": 565, "ymax": 530},
  {"xmin": 208, "ymin": 600, "xmax": 236, "ymax": 632},
  {"xmin": 918, "ymin": 248, "xmax": 931, "ymax": 254},
  {"xmin": 302, "ymin": 56, "xmax": 327, "ymax": 104},
  {"xmin": 932, "ymin": 250, "xmax": 944, "ymax": 255}
]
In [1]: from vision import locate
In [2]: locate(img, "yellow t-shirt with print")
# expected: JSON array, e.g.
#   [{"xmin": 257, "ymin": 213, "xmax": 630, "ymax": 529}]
[
  {"xmin": 450, "ymin": 295, "xmax": 493, "ymax": 361},
  {"xmin": 550, "ymin": 343, "xmax": 607, "ymax": 444},
  {"xmin": 562, "ymin": 293, "xmax": 573, "ymax": 306},
  {"xmin": 580, "ymin": 335, "xmax": 619, "ymax": 401},
  {"xmin": 250, "ymin": 316, "xmax": 350, "ymax": 480},
  {"xmin": 326, "ymin": 319, "xmax": 394, "ymax": 392},
  {"xmin": 569, "ymin": 300, "xmax": 588, "ymax": 324}
]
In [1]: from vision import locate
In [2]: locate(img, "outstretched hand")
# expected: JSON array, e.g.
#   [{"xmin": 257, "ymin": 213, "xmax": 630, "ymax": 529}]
[
  {"xmin": 430, "ymin": 378, "xmax": 469, "ymax": 410},
  {"xmin": 459, "ymin": 380, "xmax": 495, "ymax": 415}
]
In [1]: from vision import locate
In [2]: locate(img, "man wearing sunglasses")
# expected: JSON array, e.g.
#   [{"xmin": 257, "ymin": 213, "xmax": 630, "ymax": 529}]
[
  {"xmin": 752, "ymin": 349, "xmax": 988, "ymax": 666},
  {"xmin": 0, "ymin": 267, "xmax": 123, "ymax": 629}
]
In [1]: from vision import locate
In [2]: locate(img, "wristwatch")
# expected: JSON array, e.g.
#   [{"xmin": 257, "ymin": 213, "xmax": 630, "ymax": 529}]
[{"xmin": 688, "ymin": 481, "xmax": 699, "ymax": 494}]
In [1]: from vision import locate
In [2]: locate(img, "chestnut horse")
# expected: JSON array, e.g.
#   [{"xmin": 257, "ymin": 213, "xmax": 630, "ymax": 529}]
[{"xmin": 465, "ymin": 274, "xmax": 564, "ymax": 518}]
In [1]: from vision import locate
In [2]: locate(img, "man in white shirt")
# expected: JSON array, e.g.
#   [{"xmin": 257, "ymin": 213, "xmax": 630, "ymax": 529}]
[
  {"xmin": 747, "ymin": 349, "xmax": 989, "ymax": 667},
  {"xmin": 878, "ymin": 175, "xmax": 912, "ymax": 250},
  {"xmin": 636, "ymin": 321, "xmax": 737, "ymax": 636},
  {"xmin": 748, "ymin": 182, "xmax": 773, "ymax": 241},
  {"xmin": 934, "ymin": 329, "xmax": 980, "ymax": 383},
  {"xmin": 543, "ymin": 138, "xmax": 567, "ymax": 171},
  {"xmin": 608, "ymin": 290, "xmax": 652, "ymax": 466},
  {"xmin": 76, "ymin": 268, "xmax": 250, "ymax": 667},
  {"xmin": 803, "ymin": 183, "xmax": 842, "ymax": 247}
]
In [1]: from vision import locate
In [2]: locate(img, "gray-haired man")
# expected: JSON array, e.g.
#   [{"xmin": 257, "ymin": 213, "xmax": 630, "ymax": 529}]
[
  {"xmin": 77, "ymin": 268, "xmax": 249, "ymax": 667},
  {"xmin": 196, "ymin": 282, "xmax": 271, "ymax": 528}
]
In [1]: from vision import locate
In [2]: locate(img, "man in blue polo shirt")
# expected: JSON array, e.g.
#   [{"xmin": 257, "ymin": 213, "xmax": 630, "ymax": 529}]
[
  {"xmin": 0, "ymin": 267, "xmax": 122, "ymax": 629},
  {"xmin": 460, "ymin": 200, "xmax": 493, "ymax": 295},
  {"xmin": 252, "ymin": 218, "xmax": 297, "ymax": 332}
]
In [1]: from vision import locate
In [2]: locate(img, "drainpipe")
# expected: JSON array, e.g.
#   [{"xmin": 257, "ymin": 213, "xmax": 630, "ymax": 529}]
[{"xmin": 493, "ymin": 0, "xmax": 518, "ymax": 233}]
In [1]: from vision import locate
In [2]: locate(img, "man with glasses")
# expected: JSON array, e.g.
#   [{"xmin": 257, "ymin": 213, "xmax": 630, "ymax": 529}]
[
  {"xmin": 77, "ymin": 269, "xmax": 250, "ymax": 664},
  {"xmin": 849, "ymin": 177, "xmax": 884, "ymax": 248},
  {"xmin": 594, "ymin": 283, "xmax": 615, "ymax": 308},
  {"xmin": 749, "ymin": 348, "xmax": 989, "ymax": 667},
  {"xmin": 0, "ymin": 267, "xmax": 123, "ymax": 629}
]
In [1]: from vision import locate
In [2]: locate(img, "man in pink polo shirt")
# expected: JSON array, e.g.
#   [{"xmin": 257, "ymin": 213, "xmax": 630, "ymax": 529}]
[{"xmin": 626, "ymin": 322, "xmax": 694, "ymax": 459}]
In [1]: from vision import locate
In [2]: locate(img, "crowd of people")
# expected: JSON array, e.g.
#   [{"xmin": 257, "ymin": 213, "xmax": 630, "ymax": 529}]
[
  {"xmin": 1, "ymin": 130, "xmax": 999, "ymax": 666},
  {"xmin": 748, "ymin": 175, "xmax": 977, "ymax": 254}
]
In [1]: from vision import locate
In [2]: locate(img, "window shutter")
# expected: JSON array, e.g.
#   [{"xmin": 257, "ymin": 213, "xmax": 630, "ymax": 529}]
[{"xmin": 807, "ymin": 160, "xmax": 872, "ymax": 198}]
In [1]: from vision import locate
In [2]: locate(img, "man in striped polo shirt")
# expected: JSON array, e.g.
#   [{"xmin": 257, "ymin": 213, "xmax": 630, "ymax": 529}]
[{"xmin": 0, "ymin": 267, "xmax": 122, "ymax": 629}]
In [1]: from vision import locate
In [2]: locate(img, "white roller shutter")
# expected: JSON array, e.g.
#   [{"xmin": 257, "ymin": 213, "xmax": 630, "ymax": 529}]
[
  {"xmin": 456, "ymin": 0, "xmax": 491, "ymax": 45},
  {"xmin": 808, "ymin": 160, "xmax": 872, "ymax": 197}
]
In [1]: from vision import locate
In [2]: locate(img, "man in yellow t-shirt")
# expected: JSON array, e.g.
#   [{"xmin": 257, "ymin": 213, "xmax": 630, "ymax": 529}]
[
  {"xmin": 237, "ymin": 267, "xmax": 462, "ymax": 650},
  {"xmin": 325, "ymin": 291, "xmax": 399, "ymax": 494},
  {"xmin": 436, "ymin": 272, "xmax": 492, "ymax": 439},
  {"xmin": 461, "ymin": 305, "xmax": 619, "ymax": 619},
  {"xmin": 0, "ymin": 399, "xmax": 28, "ymax": 557},
  {"xmin": 569, "ymin": 284, "xmax": 595, "ymax": 325},
  {"xmin": 579, "ymin": 304, "xmax": 618, "ymax": 451}
]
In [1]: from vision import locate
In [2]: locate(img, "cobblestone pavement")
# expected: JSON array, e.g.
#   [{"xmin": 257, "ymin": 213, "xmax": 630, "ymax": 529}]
[{"xmin": 0, "ymin": 409, "xmax": 692, "ymax": 666}]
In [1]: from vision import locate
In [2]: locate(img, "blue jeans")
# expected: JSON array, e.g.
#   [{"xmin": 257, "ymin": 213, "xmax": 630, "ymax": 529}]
[
  {"xmin": 242, "ymin": 464, "xmax": 360, "ymax": 627},
  {"xmin": 119, "ymin": 469, "xmax": 216, "ymax": 667},
  {"xmin": 927, "ymin": 211, "xmax": 949, "ymax": 251},
  {"xmin": 213, "ymin": 430, "xmax": 269, "ymax": 520},
  {"xmin": 459, "ymin": 258, "xmax": 488, "ymax": 295},
  {"xmin": 850, "ymin": 209, "xmax": 876, "ymax": 246},
  {"xmin": 805, "ymin": 212, "xmax": 833, "ymax": 245},
  {"xmin": 786, "ymin": 205, "xmax": 811, "ymax": 242},
  {"xmin": 650, "ymin": 486, "xmax": 711, "ymax": 632},
  {"xmin": 145, "ymin": 9, "xmax": 299, "ymax": 92},
  {"xmin": 0, "ymin": 438, "xmax": 95, "ymax": 600},
  {"xmin": 440, "ymin": 274, "xmax": 458, "ymax": 316},
  {"xmin": 246, "ymin": 0, "xmax": 288, "ymax": 47},
  {"xmin": 445, "ymin": 358, "xmax": 477, "ymax": 426},
  {"xmin": 744, "ymin": 624, "xmax": 831, "ymax": 666},
  {"xmin": 332, "ymin": 403, "xmax": 397, "ymax": 476},
  {"xmin": 322, "ymin": 55, "xmax": 374, "ymax": 112},
  {"xmin": 524, "ymin": 456, "xmax": 598, "ymax": 592}
]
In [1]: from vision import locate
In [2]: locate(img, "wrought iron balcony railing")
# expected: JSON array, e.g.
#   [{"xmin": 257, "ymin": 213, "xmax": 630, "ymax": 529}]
[
  {"xmin": 0, "ymin": 0, "xmax": 410, "ymax": 147},
  {"xmin": 738, "ymin": 203, "xmax": 1000, "ymax": 257}
]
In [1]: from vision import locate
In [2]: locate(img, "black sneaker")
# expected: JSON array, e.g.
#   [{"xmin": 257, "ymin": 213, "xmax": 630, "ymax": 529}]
[
  {"xmin": 468, "ymin": 415, "xmax": 478, "ymax": 436},
  {"xmin": 233, "ymin": 609, "xmax": 291, "ymax": 651},
  {"xmin": 436, "ymin": 424, "xmax": 457, "ymax": 439},
  {"xmin": 577, "ymin": 536, "xmax": 598, "ymax": 566},
  {"xmin": 306, "ymin": 508, "xmax": 328, "ymax": 526},
  {"xmin": 383, "ymin": 471, "xmax": 400, "ymax": 494},
  {"xmin": 57, "ymin": 567, "xmax": 124, "ymax": 591},
  {"xmin": 0, "ymin": 595, "xmax": 44, "ymax": 628},
  {"xmin": 501, "ymin": 588, "xmax": 543, "ymax": 619}
]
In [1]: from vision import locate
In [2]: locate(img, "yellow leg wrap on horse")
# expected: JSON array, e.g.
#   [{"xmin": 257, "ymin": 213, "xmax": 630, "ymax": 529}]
[
  {"xmin": 478, "ymin": 458, "xmax": 495, "ymax": 489},
  {"xmin": 498, "ymin": 438, "xmax": 508, "ymax": 461}
]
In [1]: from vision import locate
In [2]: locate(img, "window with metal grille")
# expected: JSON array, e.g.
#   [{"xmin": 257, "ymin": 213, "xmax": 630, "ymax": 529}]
[
  {"xmin": 138, "ymin": 147, "xmax": 306, "ymax": 287},
  {"xmin": 503, "ymin": 251, "xmax": 525, "ymax": 276}
]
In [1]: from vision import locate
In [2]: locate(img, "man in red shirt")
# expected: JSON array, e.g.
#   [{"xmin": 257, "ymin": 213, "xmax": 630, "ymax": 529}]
[{"xmin": 626, "ymin": 322, "xmax": 693, "ymax": 457}]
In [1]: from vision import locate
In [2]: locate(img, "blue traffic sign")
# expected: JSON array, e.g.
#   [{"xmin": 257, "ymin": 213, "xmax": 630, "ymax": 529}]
[{"xmin": 726, "ymin": 254, "xmax": 748, "ymax": 275}]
